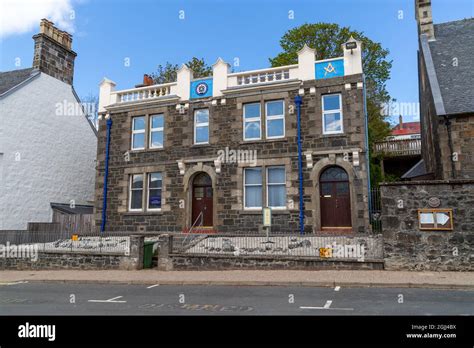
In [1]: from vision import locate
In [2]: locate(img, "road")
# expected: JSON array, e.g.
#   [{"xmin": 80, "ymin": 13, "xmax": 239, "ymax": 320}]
[{"xmin": 0, "ymin": 281, "xmax": 473, "ymax": 315}]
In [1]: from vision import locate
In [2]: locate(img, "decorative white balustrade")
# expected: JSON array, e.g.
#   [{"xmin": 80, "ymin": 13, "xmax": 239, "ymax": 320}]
[
  {"xmin": 114, "ymin": 83, "xmax": 176, "ymax": 103},
  {"xmin": 229, "ymin": 66, "xmax": 296, "ymax": 87}
]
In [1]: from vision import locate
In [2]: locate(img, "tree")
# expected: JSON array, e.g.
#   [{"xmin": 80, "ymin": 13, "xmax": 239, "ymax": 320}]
[
  {"xmin": 269, "ymin": 23, "xmax": 392, "ymax": 185},
  {"xmin": 149, "ymin": 57, "xmax": 212, "ymax": 84}
]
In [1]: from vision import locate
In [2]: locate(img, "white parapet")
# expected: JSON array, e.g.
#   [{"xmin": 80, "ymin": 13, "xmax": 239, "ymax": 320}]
[
  {"xmin": 212, "ymin": 58, "xmax": 230, "ymax": 97},
  {"xmin": 98, "ymin": 78, "xmax": 116, "ymax": 113},
  {"xmin": 343, "ymin": 36, "xmax": 363, "ymax": 76},
  {"xmin": 297, "ymin": 44, "xmax": 316, "ymax": 81},
  {"xmin": 177, "ymin": 64, "xmax": 193, "ymax": 101}
]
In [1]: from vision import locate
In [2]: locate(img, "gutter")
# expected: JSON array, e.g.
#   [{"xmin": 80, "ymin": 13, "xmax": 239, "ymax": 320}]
[
  {"xmin": 100, "ymin": 117, "xmax": 113, "ymax": 232},
  {"xmin": 294, "ymin": 95, "xmax": 305, "ymax": 235}
]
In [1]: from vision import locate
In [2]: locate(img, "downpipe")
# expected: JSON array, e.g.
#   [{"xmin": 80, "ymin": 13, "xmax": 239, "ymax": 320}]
[
  {"xmin": 294, "ymin": 95, "xmax": 305, "ymax": 235},
  {"xmin": 100, "ymin": 117, "xmax": 113, "ymax": 232}
]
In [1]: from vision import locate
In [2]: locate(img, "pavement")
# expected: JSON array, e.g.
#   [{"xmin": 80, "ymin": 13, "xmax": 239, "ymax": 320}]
[{"xmin": 1, "ymin": 269, "xmax": 473, "ymax": 289}]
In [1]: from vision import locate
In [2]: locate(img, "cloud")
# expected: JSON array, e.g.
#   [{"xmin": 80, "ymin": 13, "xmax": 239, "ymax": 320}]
[{"xmin": 0, "ymin": 0, "xmax": 75, "ymax": 38}]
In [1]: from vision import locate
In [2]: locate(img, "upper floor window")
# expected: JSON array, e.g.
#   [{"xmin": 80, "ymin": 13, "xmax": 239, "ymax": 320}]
[
  {"xmin": 194, "ymin": 109, "xmax": 209, "ymax": 144},
  {"xmin": 243, "ymin": 103, "xmax": 261, "ymax": 140},
  {"xmin": 265, "ymin": 100, "xmax": 285, "ymax": 139},
  {"xmin": 149, "ymin": 114, "xmax": 164, "ymax": 149},
  {"xmin": 322, "ymin": 94, "xmax": 343, "ymax": 134},
  {"xmin": 129, "ymin": 174, "xmax": 144, "ymax": 211},
  {"xmin": 147, "ymin": 172, "xmax": 162, "ymax": 210},
  {"xmin": 131, "ymin": 116, "xmax": 145, "ymax": 150}
]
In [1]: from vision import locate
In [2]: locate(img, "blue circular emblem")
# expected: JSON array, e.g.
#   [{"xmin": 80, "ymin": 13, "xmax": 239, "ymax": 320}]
[{"xmin": 196, "ymin": 82, "xmax": 208, "ymax": 95}]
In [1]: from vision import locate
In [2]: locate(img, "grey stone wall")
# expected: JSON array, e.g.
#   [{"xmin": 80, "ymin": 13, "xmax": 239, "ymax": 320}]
[
  {"xmin": 381, "ymin": 180, "xmax": 474, "ymax": 271},
  {"xmin": 95, "ymin": 75, "xmax": 370, "ymax": 234},
  {"xmin": 0, "ymin": 251, "xmax": 125, "ymax": 270}
]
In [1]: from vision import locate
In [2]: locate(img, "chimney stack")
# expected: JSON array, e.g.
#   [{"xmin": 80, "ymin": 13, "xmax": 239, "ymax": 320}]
[
  {"xmin": 415, "ymin": 0, "xmax": 435, "ymax": 40},
  {"xmin": 399, "ymin": 115, "xmax": 403, "ymax": 129},
  {"xmin": 32, "ymin": 19, "xmax": 77, "ymax": 85}
]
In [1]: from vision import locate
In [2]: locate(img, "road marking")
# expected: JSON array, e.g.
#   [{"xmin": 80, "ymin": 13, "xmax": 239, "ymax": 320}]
[
  {"xmin": 88, "ymin": 296, "xmax": 126, "ymax": 303},
  {"xmin": 0, "ymin": 281, "xmax": 29, "ymax": 286},
  {"xmin": 334, "ymin": 286, "xmax": 341, "ymax": 291},
  {"xmin": 300, "ymin": 306, "xmax": 354, "ymax": 311},
  {"xmin": 323, "ymin": 300, "xmax": 332, "ymax": 308},
  {"xmin": 147, "ymin": 284, "xmax": 160, "ymax": 289}
]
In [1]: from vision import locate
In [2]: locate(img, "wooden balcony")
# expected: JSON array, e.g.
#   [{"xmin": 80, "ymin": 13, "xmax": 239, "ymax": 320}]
[{"xmin": 374, "ymin": 138, "xmax": 421, "ymax": 157}]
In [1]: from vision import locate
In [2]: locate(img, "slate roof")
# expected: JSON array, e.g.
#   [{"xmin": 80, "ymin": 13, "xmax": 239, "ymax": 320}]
[
  {"xmin": 428, "ymin": 18, "xmax": 474, "ymax": 115},
  {"xmin": 0, "ymin": 68, "xmax": 39, "ymax": 97},
  {"xmin": 401, "ymin": 159, "xmax": 428, "ymax": 179},
  {"xmin": 50, "ymin": 203, "xmax": 94, "ymax": 215}
]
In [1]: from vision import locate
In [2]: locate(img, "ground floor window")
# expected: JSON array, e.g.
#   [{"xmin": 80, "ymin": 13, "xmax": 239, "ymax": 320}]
[
  {"xmin": 244, "ymin": 166, "xmax": 286, "ymax": 209},
  {"xmin": 129, "ymin": 172, "xmax": 162, "ymax": 212}
]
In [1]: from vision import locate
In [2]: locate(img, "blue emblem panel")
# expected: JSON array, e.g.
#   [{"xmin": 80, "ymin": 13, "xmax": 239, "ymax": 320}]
[
  {"xmin": 190, "ymin": 78, "xmax": 213, "ymax": 99},
  {"xmin": 315, "ymin": 59, "xmax": 344, "ymax": 79}
]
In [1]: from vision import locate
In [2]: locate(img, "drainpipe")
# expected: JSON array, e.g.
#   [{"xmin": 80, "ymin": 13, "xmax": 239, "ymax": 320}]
[
  {"xmin": 443, "ymin": 115, "xmax": 456, "ymax": 179},
  {"xmin": 294, "ymin": 95, "xmax": 305, "ymax": 235},
  {"xmin": 100, "ymin": 116, "xmax": 113, "ymax": 232},
  {"xmin": 363, "ymin": 75, "xmax": 372, "ymax": 226}
]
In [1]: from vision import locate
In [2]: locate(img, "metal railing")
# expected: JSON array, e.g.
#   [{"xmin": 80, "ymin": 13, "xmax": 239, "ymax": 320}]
[
  {"xmin": 0, "ymin": 230, "xmax": 136, "ymax": 255},
  {"xmin": 171, "ymin": 233, "xmax": 383, "ymax": 260},
  {"xmin": 369, "ymin": 187, "xmax": 382, "ymax": 234},
  {"xmin": 374, "ymin": 138, "xmax": 421, "ymax": 157}
]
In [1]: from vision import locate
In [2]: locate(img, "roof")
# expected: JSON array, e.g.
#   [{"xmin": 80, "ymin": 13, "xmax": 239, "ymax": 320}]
[
  {"xmin": 401, "ymin": 159, "xmax": 428, "ymax": 179},
  {"xmin": 50, "ymin": 203, "xmax": 94, "ymax": 215},
  {"xmin": 0, "ymin": 68, "xmax": 39, "ymax": 97},
  {"xmin": 427, "ymin": 18, "xmax": 474, "ymax": 115},
  {"xmin": 391, "ymin": 122, "xmax": 421, "ymax": 135}
]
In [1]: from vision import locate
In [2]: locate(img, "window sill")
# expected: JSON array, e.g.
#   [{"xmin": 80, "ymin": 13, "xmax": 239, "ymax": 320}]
[
  {"xmin": 240, "ymin": 138, "xmax": 287, "ymax": 145},
  {"xmin": 321, "ymin": 133, "xmax": 345, "ymax": 138},
  {"xmin": 123, "ymin": 211, "xmax": 163, "ymax": 216},
  {"xmin": 239, "ymin": 209, "xmax": 291, "ymax": 215},
  {"xmin": 192, "ymin": 143, "xmax": 210, "ymax": 148}
]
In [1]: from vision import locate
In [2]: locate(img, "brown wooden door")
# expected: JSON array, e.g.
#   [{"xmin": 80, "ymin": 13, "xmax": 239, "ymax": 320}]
[
  {"xmin": 320, "ymin": 166, "xmax": 351, "ymax": 228},
  {"xmin": 192, "ymin": 173, "xmax": 213, "ymax": 227}
]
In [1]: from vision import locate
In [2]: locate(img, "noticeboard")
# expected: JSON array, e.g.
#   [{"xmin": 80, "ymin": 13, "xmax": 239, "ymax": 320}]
[
  {"xmin": 263, "ymin": 207, "xmax": 272, "ymax": 227},
  {"xmin": 418, "ymin": 209, "xmax": 453, "ymax": 231}
]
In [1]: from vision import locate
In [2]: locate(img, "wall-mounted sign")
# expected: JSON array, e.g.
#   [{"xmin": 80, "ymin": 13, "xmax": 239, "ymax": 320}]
[
  {"xmin": 190, "ymin": 78, "xmax": 213, "ymax": 99},
  {"xmin": 315, "ymin": 59, "xmax": 344, "ymax": 79},
  {"xmin": 428, "ymin": 197, "xmax": 441, "ymax": 208},
  {"xmin": 418, "ymin": 209, "xmax": 453, "ymax": 231},
  {"xmin": 263, "ymin": 207, "xmax": 272, "ymax": 227},
  {"xmin": 72, "ymin": 234, "xmax": 78, "ymax": 241}
]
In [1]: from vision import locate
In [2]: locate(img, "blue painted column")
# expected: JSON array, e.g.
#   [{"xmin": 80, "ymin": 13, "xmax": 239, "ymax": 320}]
[
  {"xmin": 100, "ymin": 117, "xmax": 112, "ymax": 232},
  {"xmin": 294, "ymin": 95, "xmax": 305, "ymax": 235}
]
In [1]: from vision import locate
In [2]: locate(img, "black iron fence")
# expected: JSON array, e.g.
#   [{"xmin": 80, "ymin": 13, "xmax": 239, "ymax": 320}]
[{"xmin": 369, "ymin": 187, "xmax": 382, "ymax": 233}]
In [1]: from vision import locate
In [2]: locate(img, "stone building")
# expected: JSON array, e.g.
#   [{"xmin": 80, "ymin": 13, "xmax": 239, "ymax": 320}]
[
  {"xmin": 415, "ymin": 0, "xmax": 474, "ymax": 179},
  {"xmin": 96, "ymin": 39, "xmax": 371, "ymax": 234},
  {"xmin": 0, "ymin": 19, "xmax": 97, "ymax": 230}
]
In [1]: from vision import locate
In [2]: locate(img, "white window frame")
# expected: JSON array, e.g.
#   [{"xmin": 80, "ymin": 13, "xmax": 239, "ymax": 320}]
[
  {"xmin": 322, "ymin": 94, "xmax": 344, "ymax": 135},
  {"xmin": 265, "ymin": 100, "xmax": 285, "ymax": 139},
  {"xmin": 149, "ymin": 114, "xmax": 164, "ymax": 149},
  {"xmin": 243, "ymin": 167, "xmax": 263, "ymax": 210},
  {"xmin": 243, "ymin": 102, "xmax": 262, "ymax": 141},
  {"xmin": 147, "ymin": 172, "xmax": 162, "ymax": 211},
  {"xmin": 131, "ymin": 116, "xmax": 146, "ymax": 150},
  {"xmin": 128, "ymin": 174, "xmax": 144, "ymax": 212},
  {"xmin": 194, "ymin": 109, "xmax": 209, "ymax": 145},
  {"xmin": 266, "ymin": 166, "xmax": 286, "ymax": 210}
]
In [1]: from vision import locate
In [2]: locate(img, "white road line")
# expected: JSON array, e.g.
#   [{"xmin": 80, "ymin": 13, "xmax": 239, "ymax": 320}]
[
  {"xmin": 323, "ymin": 300, "xmax": 332, "ymax": 308},
  {"xmin": 147, "ymin": 284, "xmax": 160, "ymax": 289},
  {"xmin": 88, "ymin": 296, "xmax": 126, "ymax": 303},
  {"xmin": 334, "ymin": 286, "xmax": 341, "ymax": 291},
  {"xmin": 300, "ymin": 306, "xmax": 354, "ymax": 311},
  {"xmin": 0, "ymin": 281, "xmax": 29, "ymax": 286}
]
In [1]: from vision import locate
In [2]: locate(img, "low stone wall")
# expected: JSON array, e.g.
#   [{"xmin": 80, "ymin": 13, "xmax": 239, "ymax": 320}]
[
  {"xmin": 166, "ymin": 254, "xmax": 384, "ymax": 270},
  {"xmin": 380, "ymin": 180, "xmax": 474, "ymax": 271},
  {"xmin": 0, "ymin": 235, "xmax": 144, "ymax": 270}
]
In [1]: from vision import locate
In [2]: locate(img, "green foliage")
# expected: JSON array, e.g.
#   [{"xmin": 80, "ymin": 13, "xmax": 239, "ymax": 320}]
[
  {"xmin": 269, "ymin": 22, "xmax": 393, "ymax": 186},
  {"xmin": 149, "ymin": 57, "xmax": 212, "ymax": 84}
]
